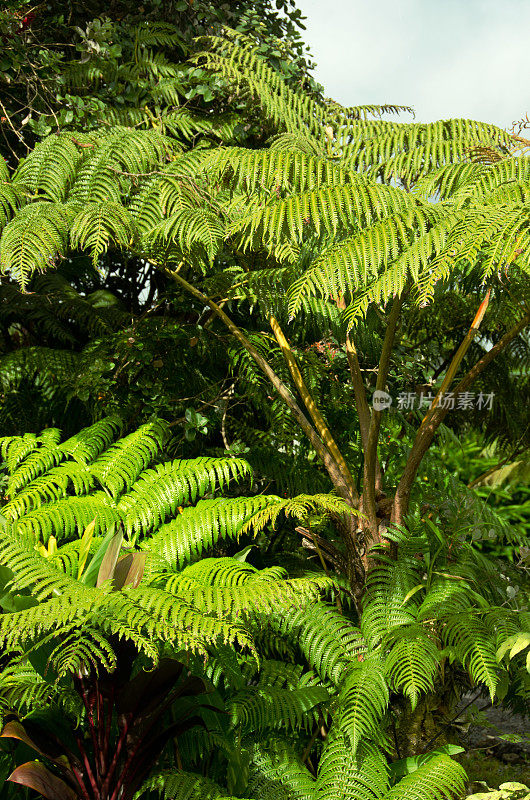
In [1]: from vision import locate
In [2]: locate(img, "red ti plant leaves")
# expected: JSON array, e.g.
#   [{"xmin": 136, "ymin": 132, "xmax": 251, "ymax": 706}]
[
  {"xmin": 1, "ymin": 719, "xmax": 72, "ymax": 766},
  {"xmin": 96, "ymin": 530, "xmax": 124, "ymax": 587},
  {"xmin": 112, "ymin": 552, "xmax": 146, "ymax": 590},
  {"xmin": 8, "ymin": 761, "xmax": 77, "ymax": 800}
]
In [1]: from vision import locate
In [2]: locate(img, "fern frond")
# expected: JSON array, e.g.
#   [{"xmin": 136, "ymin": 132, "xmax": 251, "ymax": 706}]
[
  {"xmin": 443, "ymin": 613, "xmax": 500, "ymax": 699},
  {"xmin": 60, "ymin": 416, "xmax": 123, "ymax": 463},
  {"xmin": 89, "ymin": 420, "xmax": 169, "ymax": 498},
  {"xmin": 69, "ymin": 202, "xmax": 138, "ymax": 265},
  {"xmin": 0, "ymin": 202, "xmax": 72, "ymax": 289},
  {"xmin": 243, "ymin": 493, "xmax": 353, "ymax": 535},
  {"xmin": 147, "ymin": 495, "xmax": 275, "ymax": 570},
  {"xmin": 13, "ymin": 133, "xmax": 95, "ymax": 201},
  {"xmin": 381, "ymin": 754, "xmax": 466, "ymax": 800},
  {"xmin": 246, "ymin": 737, "xmax": 316, "ymax": 800},
  {"xmin": 162, "ymin": 557, "xmax": 332, "ymax": 617},
  {"xmin": 13, "ymin": 494, "xmax": 120, "ymax": 543},
  {"xmin": 337, "ymin": 658, "xmax": 389, "ymax": 754},
  {"xmin": 231, "ymin": 683, "xmax": 329, "ymax": 733},
  {"xmin": 144, "ymin": 770, "xmax": 239, "ymax": 800},
  {"xmin": 383, "ymin": 626, "xmax": 440, "ymax": 710},
  {"xmin": 69, "ymin": 129, "xmax": 175, "ymax": 204},
  {"xmin": 317, "ymin": 731, "xmax": 389, "ymax": 800},
  {"xmin": 271, "ymin": 603, "xmax": 364, "ymax": 685},
  {"xmin": 118, "ymin": 456, "xmax": 252, "ymax": 538},
  {"xmin": 195, "ymin": 31, "xmax": 327, "ymax": 139}
]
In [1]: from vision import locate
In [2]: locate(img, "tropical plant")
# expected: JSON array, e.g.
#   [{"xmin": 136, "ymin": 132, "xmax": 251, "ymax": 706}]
[
  {"xmin": 1, "ymin": 33, "xmax": 527, "ymax": 583},
  {"xmin": 0, "ymin": 25, "xmax": 528, "ymax": 800},
  {"xmin": 0, "ymin": 419, "xmax": 527, "ymax": 798}
]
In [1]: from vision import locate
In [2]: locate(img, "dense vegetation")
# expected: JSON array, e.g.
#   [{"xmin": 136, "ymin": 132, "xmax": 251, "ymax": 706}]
[{"xmin": 0, "ymin": 2, "xmax": 528, "ymax": 799}]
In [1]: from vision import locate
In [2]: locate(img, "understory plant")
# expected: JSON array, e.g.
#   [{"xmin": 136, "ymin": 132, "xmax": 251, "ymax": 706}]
[{"xmin": 0, "ymin": 419, "xmax": 526, "ymax": 798}]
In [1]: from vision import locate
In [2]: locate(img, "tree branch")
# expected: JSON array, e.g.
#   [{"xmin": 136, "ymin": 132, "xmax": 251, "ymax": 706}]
[
  {"xmin": 362, "ymin": 293, "xmax": 404, "ymax": 546},
  {"xmin": 345, "ymin": 335, "xmax": 383, "ymax": 493},
  {"xmin": 166, "ymin": 268, "xmax": 357, "ymax": 503},
  {"xmin": 392, "ymin": 306, "xmax": 530, "ymax": 524},
  {"xmin": 271, "ymin": 316, "xmax": 358, "ymax": 505}
]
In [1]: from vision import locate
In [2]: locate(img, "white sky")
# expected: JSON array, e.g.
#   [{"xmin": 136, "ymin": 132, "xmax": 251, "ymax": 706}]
[{"xmin": 297, "ymin": 0, "xmax": 530, "ymax": 130}]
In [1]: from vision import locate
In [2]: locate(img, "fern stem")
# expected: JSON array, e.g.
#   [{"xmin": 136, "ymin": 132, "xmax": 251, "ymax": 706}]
[
  {"xmin": 166, "ymin": 267, "xmax": 358, "ymax": 505},
  {"xmin": 425, "ymin": 289, "xmax": 491, "ymax": 419},
  {"xmin": 392, "ymin": 308, "xmax": 530, "ymax": 523},
  {"xmin": 362, "ymin": 293, "xmax": 404, "ymax": 552},
  {"xmin": 345, "ymin": 335, "xmax": 383, "ymax": 493},
  {"xmin": 270, "ymin": 315, "xmax": 357, "ymax": 503}
]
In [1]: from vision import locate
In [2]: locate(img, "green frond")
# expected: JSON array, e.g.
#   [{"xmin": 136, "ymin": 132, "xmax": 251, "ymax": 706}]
[
  {"xmin": 443, "ymin": 614, "xmax": 500, "ymax": 699},
  {"xmin": 198, "ymin": 146, "xmax": 351, "ymax": 195},
  {"xmin": 147, "ymin": 495, "xmax": 275, "ymax": 570},
  {"xmin": 243, "ymin": 493, "xmax": 353, "ymax": 535},
  {"xmin": 13, "ymin": 494, "xmax": 120, "ymax": 543},
  {"xmin": 383, "ymin": 626, "xmax": 440, "ymax": 710},
  {"xmin": 0, "ymin": 202, "xmax": 73, "ymax": 289},
  {"xmin": 152, "ymin": 206, "xmax": 225, "ymax": 263},
  {"xmin": 195, "ymin": 32, "xmax": 327, "ymax": 139},
  {"xmin": 0, "ymin": 347, "xmax": 80, "ymax": 407},
  {"xmin": 135, "ymin": 20, "xmax": 184, "ymax": 48},
  {"xmin": 127, "ymin": 583, "xmax": 255, "ymax": 653},
  {"xmin": 60, "ymin": 415, "xmax": 123, "ymax": 463},
  {"xmin": 342, "ymin": 118, "xmax": 511, "ymax": 182},
  {"xmin": 246, "ymin": 737, "xmax": 316, "ymax": 800},
  {"xmin": 144, "ymin": 770, "xmax": 238, "ymax": 800},
  {"xmin": 162, "ymin": 557, "xmax": 332, "ymax": 617},
  {"xmin": 6, "ymin": 444, "xmax": 64, "ymax": 496},
  {"xmin": 0, "ymin": 181, "xmax": 28, "ymax": 231},
  {"xmin": 0, "ymin": 432, "xmax": 41, "ymax": 473},
  {"xmin": 69, "ymin": 202, "xmax": 138, "ymax": 265},
  {"xmin": 381, "ymin": 754, "xmax": 466, "ymax": 800},
  {"xmin": 13, "ymin": 133, "xmax": 95, "ymax": 201},
  {"xmin": 417, "ymin": 577, "xmax": 474, "ymax": 619},
  {"xmin": 317, "ymin": 731, "xmax": 389, "ymax": 800},
  {"xmin": 0, "ymin": 662, "xmax": 70, "ymax": 724},
  {"xmin": 337, "ymin": 658, "xmax": 389, "ymax": 754},
  {"xmin": 89, "ymin": 419, "xmax": 169, "ymax": 498},
  {"xmin": 231, "ymin": 683, "xmax": 329, "ymax": 733},
  {"xmin": 0, "ymin": 526, "xmax": 79, "ymax": 599},
  {"xmin": 286, "ymin": 205, "xmax": 441, "ymax": 318},
  {"xmin": 361, "ymin": 550, "xmax": 420, "ymax": 646},
  {"xmin": 271, "ymin": 603, "xmax": 364, "ymax": 685},
  {"xmin": 229, "ymin": 182, "xmax": 414, "ymax": 253},
  {"xmin": 69, "ymin": 129, "xmax": 175, "ymax": 204},
  {"xmin": 119, "ymin": 456, "xmax": 252, "ymax": 538}
]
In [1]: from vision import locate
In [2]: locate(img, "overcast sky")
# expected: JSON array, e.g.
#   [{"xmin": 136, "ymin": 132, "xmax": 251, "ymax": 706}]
[{"xmin": 297, "ymin": 0, "xmax": 529, "ymax": 130}]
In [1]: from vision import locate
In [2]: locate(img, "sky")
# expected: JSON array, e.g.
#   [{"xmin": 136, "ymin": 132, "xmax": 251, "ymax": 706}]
[{"xmin": 297, "ymin": 0, "xmax": 530, "ymax": 130}]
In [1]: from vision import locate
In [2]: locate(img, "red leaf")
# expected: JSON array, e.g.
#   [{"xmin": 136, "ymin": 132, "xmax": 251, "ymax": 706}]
[
  {"xmin": 8, "ymin": 761, "xmax": 77, "ymax": 800},
  {"xmin": 96, "ymin": 530, "xmax": 123, "ymax": 587},
  {"xmin": 113, "ymin": 552, "xmax": 146, "ymax": 589},
  {"xmin": 1, "ymin": 721, "xmax": 63, "ymax": 762}
]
